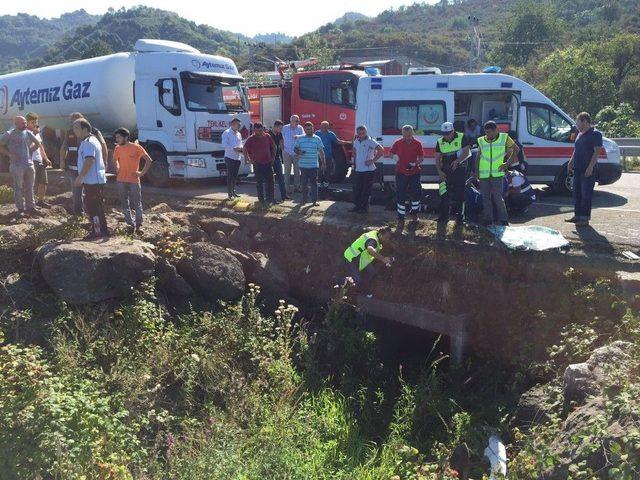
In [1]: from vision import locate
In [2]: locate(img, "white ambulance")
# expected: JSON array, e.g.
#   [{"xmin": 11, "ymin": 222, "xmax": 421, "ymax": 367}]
[{"xmin": 356, "ymin": 72, "xmax": 622, "ymax": 194}]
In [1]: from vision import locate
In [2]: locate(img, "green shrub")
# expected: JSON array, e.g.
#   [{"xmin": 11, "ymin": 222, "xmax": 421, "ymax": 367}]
[{"xmin": 0, "ymin": 185, "xmax": 13, "ymax": 204}]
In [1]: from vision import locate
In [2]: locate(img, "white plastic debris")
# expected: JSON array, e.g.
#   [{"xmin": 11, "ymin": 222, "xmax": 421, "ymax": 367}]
[{"xmin": 484, "ymin": 434, "xmax": 507, "ymax": 479}]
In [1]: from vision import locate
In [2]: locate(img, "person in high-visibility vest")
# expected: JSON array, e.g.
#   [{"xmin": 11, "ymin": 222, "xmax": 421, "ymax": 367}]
[
  {"xmin": 475, "ymin": 121, "xmax": 519, "ymax": 226},
  {"xmin": 343, "ymin": 227, "xmax": 393, "ymax": 296},
  {"xmin": 435, "ymin": 122, "xmax": 471, "ymax": 224}
]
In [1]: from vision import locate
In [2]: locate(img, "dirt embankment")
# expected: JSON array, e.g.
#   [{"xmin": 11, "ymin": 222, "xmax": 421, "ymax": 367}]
[{"xmin": 181, "ymin": 198, "xmax": 636, "ymax": 365}]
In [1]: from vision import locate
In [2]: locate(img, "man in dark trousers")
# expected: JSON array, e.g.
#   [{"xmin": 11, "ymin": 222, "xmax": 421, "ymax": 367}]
[
  {"xmin": 243, "ymin": 123, "xmax": 276, "ymax": 205},
  {"xmin": 435, "ymin": 122, "xmax": 471, "ymax": 224},
  {"xmin": 268, "ymin": 120, "xmax": 289, "ymax": 202},
  {"xmin": 350, "ymin": 125, "xmax": 383, "ymax": 214},
  {"xmin": 390, "ymin": 125, "xmax": 424, "ymax": 229},
  {"xmin": 60, "ymin": 112, "xmax": 108, "ymax": 215},
  {"xmin": 73, "ymin": 119, "xmax": 108, "ymax": 239},
  {"xmin": 566, "ymin": 112, "xmax": 603, "ymax": 227}
]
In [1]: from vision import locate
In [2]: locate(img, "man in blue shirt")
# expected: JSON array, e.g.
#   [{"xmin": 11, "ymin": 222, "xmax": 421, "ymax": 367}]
[
  {"xmin": 315, "ymin": 121, "xmax": 349, "ymax": 188},
  {"xmin": 566, "ymin": 112, "xmax": 603, "ymax": 227},
  {"xmin": 294, "ymin": 122, "xmax": 326, "ymax": 206}
]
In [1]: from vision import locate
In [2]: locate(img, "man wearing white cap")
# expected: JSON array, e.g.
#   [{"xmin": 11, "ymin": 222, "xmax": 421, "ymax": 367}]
[{"xmin": 435, "ymin": 122, "xmax": 471, "ymax": 224}]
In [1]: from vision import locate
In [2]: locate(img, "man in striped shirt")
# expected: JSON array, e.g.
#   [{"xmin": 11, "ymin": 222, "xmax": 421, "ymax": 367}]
[{"xmin": 294, "ymin": 122, "xmax": 325, "ymax": 206}]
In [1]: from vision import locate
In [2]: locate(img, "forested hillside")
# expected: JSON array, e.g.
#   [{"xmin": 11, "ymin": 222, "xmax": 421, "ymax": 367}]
[
  {"xmin": 1, "ymin": 1, "xmax": 639, "ymax": 134},
  {"xmin": 0, "ymin": 10, "xmax": 99, "ymax": 72}
]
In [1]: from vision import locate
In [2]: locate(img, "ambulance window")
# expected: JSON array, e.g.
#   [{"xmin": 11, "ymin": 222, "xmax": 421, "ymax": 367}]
[
  {"xmin": 382, "ymin": 100, "xmax": 446, "ymax": 135},
  {"xmin": 299, "ymin": 77, "xmax": 322, "ymax": 102},
  {"xmin": 527, "ymin": 105, "xmax": 573, "ymax": 143}
]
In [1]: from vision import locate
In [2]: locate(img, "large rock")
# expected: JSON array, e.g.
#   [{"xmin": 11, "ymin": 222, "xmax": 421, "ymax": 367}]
[
  {"xmin": 0, "ymin": 218, "xmax": 64, "ymax": 251},
  {"xmin": 563, "ymin": 341, "xmax": 633, "ymax": 405},
  {"xmin": 198, "ymin": 217, "xmax": 240, "ymax": 236},
  {"xmin": 156, "ymin": 258, "xmax": 193, "ymax": 297},
  {"xmin": 511, "ymin": 384, "xmax": 553, "ymax": 431},
  {"xmin": 35, "ymin": 238, "xmax": 156, "ymax": 305},
  {"xmin": 543, "ymin": 398, "xmax": 633, "ymax": 479},
  {"xmin": 177, "ymin": 242, "xmax": 245, "ymax": 302},
  {"xmin": 543, "ymin": 342, "xmax": 638, "ymax": 479}
]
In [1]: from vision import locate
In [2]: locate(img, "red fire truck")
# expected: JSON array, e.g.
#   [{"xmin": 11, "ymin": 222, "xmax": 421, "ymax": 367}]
[{"xmin": 247, "ymin": 67, "xmax": 367, "ymax": 182}]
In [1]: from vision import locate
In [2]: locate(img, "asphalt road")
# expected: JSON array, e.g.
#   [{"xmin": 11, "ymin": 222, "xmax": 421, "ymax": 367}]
[{"xmin": 137, "ymin": 172, "xmax": 640, "ymax": 249}]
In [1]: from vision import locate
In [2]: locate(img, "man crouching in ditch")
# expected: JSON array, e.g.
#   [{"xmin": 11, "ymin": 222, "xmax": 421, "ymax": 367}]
[{"xmin": 343, "ymin": 226, "xmax": 393, "ymax": 298}]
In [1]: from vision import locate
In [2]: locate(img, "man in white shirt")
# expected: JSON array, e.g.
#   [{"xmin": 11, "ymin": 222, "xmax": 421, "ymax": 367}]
[
  {"xmin": 282, "ymin": 115, "xmax": 304, "ymax": 194},
  {"xmin": 73, "ymin": 118, "xmax": 108, "ymax": 239},
  {"xmin": 222, "ymin": 117, "xmax": 244, "ymax": 199},
  {"xmin": 350, "ymin": 125, "xmax": 383, "ymax": 213}
]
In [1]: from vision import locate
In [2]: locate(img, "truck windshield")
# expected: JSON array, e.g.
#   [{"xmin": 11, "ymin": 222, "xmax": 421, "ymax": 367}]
[{"xmin": 182, "ymin": 75, "xmax": 248, "ymax": 113}]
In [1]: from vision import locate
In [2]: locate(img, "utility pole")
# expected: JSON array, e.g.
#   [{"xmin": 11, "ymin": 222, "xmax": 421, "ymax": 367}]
[{"xmin": 468, "ymin": 15, "xmax": 481, "ymax": 72}]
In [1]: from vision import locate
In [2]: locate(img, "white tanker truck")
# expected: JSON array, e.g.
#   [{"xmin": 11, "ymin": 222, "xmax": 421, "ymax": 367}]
[{"xmin": 0, "ymin": 39, "xmax": 251, "ymax": 186}]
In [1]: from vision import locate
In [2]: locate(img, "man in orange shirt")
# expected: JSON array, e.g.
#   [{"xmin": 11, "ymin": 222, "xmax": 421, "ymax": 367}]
[{"xmin": 113, "ymin": 128, "xmax": 153, "ymax": 234}]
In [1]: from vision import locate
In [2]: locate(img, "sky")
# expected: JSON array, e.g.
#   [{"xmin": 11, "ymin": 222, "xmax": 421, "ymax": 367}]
[{"xmin": 0, "ymin": 0, "xmax": 433, "ymax": 37}]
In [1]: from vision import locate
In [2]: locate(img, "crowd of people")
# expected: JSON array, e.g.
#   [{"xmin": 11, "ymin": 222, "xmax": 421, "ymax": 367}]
[{"xmin": 1, "ymin": 110, "xmax": 602, "ymax": 241}]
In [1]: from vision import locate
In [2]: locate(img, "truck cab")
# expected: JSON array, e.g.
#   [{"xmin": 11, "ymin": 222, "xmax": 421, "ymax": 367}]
[
  {"xmin": 247, "ymin": 69, "xmax": 365, "ymax": 182},
  {"xmin": 133, "ymin": 40, "xmax": 251, "ymax": 187}
]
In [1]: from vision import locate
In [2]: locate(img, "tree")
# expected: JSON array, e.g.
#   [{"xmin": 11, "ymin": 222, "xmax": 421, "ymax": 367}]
[
  {"xmin": 491, "ymin": 1, "xmax": 563, "ymax": 67},
  {"xmin": 595, "ymin": 103, "xmax": 640, "ymax": 137},
  {"xmin": 538, "ymin": 47, "xmax": 616, "ymax": 116},
  {"xmin": 294, "ymin": 34, "xmax": 335, "ymax": 70}
]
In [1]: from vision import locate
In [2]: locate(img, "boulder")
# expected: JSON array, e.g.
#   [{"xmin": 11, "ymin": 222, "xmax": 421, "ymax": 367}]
[
  {"xmin": 563, "ymin": 341, "xmax": 633, "ymax": 404},
  {"xmin": 198, "ymin": 217, "xmax": 240, "ymax": 236},
  {"xmin": 35, "ymin": 238, "xmax": 156, "ymax": 305},
  {"xmin": 177, "ymin": 242, "xmax": 245, "ymax": 302},
  {"xmin": 156, "ymin": 257, "xmax": 193, "ymax": 297},
  {"xmin": 251, "ymin": 252, "xmax": 290, "ymax": 294},
  {"xmin": 148, "ymin": 203, "xmax": 173, "ymax": 214},
  {"xmin": 0, "ymin": 218, "xmax": 65, "ymax": 251},
  {"xmin": 617, "ymin": 271, "xmax": 640, "ymax": 299},
  {"xmin": 544, "ymin": 342, "xmax": 638, "ymax": 479},
  {"xmin": 543, "ymin": 397, "xmax": 633, "ymax": 479},
  {"xmin": 511, "ymin": 384, "xmax": 553, "ymax": 431},
  {"xmin": 209, "ymin": 230, "xmax": 229, "ymax": 247},
  {"xmin": 228, "ymin": 228, "xmax": 252, "ymax": 250}
]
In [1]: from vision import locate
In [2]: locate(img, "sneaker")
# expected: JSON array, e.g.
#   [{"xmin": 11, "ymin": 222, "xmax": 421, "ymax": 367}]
[
  {"xmin": 233, "ymin": 193, "xmax": 241, "ymax": 198},
  {"xmin": 564, "ymin": 216, "xmax": 578, "ymax": 223},
  {"xmin": 127, "ymin": 225, "xmax": 136, "ymax": 235},
  {"xmin": 83, "ymin": 231, "xmax": 100, "ymax": 240},
  {"xmin": 36, "ymin": 200, "xmax": 52, "ymax": 209},
  {"xmin": 312, "ymin": 202, "xmax": 320, "ymax": 207},
  {"xmin": 282, "ymin": 196, "xmax": 291, "ymax": 201},
  {"xmin": 574, "ymin": 220, "xmax": 590, "ymax": 227},
  {"xmin": 135, "ymin": 227, "xmax": 144, "ymax": 235}
]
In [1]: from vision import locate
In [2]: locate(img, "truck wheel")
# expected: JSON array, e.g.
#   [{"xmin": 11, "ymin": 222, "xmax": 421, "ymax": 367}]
[
  {"xmin": 554, "ymin": 166, "xmax": 574, "ymax": 196},
  {"xmin": 146, "ymin": 147, "xmax": 170, "ymax": 188},
  {"xmin": 330, "ymin": 147, "xmax": 348, "ymax": 183}
]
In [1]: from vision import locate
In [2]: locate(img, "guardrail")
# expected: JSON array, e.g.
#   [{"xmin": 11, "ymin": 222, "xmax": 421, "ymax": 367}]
[{"xmin": 612, "ymin": 138, "xmax": 640, "ymax": 172}]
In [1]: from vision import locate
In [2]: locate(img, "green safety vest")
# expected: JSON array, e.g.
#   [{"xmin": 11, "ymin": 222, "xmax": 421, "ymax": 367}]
[
  {"xmin": 437, "ymin": 132, "xmax": 464, "ymax": 154},
  {"xmin": 477, "ymin": 133, "xmax": 508, "ymax": 179},
  {"xmin": 344, "ymin": 230, "xmax": 381, "ymax": 272}
]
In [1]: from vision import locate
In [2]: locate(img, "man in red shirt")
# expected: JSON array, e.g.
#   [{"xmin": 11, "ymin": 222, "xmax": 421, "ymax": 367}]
[
  {"xmin": 243, "ymin": 123, "xmax": 276, "ymax": 204},
  {"xmin": 389, "ymin": 125, "xmax": 424, "ymax": 229}
]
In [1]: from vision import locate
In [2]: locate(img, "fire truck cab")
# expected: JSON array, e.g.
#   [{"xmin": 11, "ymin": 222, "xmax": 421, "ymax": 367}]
[{"xmin": 247, "ymin": 69, "xmax": 367, "ymax": 182}]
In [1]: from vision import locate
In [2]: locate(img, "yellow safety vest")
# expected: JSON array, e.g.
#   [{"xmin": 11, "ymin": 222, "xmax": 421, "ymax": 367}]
[
  {"xmin": 437, "ymin": 132, "xmax": 464, "ymax": 155},
  {"xmin": 478, "ymin": 133, "xmax": 508, "ymax": 179},
  {"xmin": 344, "ymin": 230, "xmax": 381, "ymax": 272}
]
